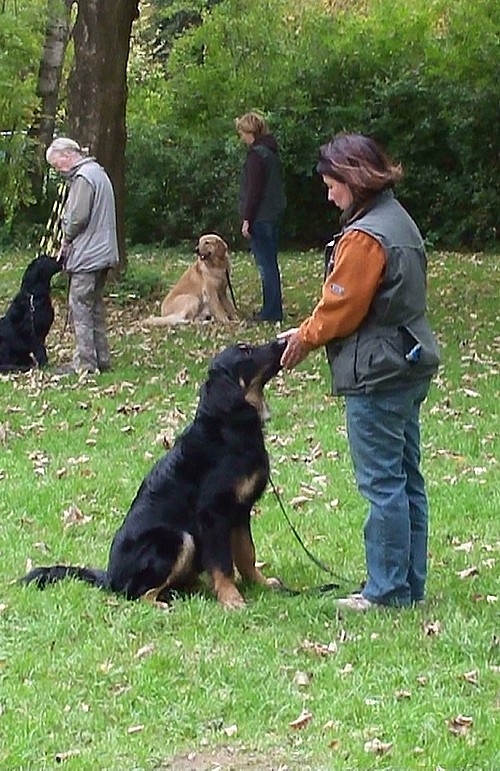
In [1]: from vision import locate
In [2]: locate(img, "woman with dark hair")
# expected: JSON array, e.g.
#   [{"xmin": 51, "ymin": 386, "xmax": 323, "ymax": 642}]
[
  {"xmin": 235, "ymin": 111, "xmax": 287, "ymax": 322},
  {"xmin": 280, "ymin": 133, "xmax": 440, "ymax": 611}
]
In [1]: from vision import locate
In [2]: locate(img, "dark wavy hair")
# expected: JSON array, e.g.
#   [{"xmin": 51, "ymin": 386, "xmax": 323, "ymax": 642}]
[{"xmin": 317, "ymin": 133, "xmax": 403, "ymax": 203}]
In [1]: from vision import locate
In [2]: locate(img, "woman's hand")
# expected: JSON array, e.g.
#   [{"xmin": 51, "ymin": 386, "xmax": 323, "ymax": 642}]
[{"xmin": 278, "ymin": 328, "xmax": 309, "ymax": 369}]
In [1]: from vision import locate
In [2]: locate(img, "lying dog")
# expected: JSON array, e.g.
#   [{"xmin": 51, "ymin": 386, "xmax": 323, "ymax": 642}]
[
  {"xmin": 21, "ymin": 339, "xmax": 285, "ymax": 609},
  {"xmin": 0, "ymin": 255, "xmax": 62, "ymax": 371},
  {"xmin": 144, "ymin": 233, "xmax": 238, "ymax": 326}
]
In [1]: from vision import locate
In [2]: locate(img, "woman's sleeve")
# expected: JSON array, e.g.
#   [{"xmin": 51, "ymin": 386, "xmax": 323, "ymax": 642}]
[
  {"xmin": 242, "ymin": 150, "xmax": 266, "ymax": 223},
  {"xmin": 298, "ymin": 230, "xmax": 386, "ymax": 349}
]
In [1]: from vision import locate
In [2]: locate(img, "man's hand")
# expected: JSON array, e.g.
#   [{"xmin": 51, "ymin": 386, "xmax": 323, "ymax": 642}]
[
  {"xmin": 58, "ymin": 239, "xmax": 72, "ymax": 265},
  {"xmin": 241, "ymin": 220, "xmax": 251, "ymax": 239},
  {"xmin": 278, "ymin": 328, "xmax": 309, "ymax": 369}
]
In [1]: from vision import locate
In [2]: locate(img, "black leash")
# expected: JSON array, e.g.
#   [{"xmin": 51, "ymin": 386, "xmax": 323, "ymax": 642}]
[
  {"xmin": 268, "ymin": 474, "xmax": 359, "ymax": 596},
  {"xmin": 226, "ymin": 268, "xmax": 238, "ymax": 311}
]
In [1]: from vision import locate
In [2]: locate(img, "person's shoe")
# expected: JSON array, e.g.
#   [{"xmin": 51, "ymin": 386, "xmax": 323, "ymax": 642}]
[
  {"xmin": 336, "ymin": 593, "xmax": 379, "ymax": 612},
  {"xmin": 249, "ymin": 312, "xmax": 283, "ymax": 323},
  {"xmin": 52, "ymin": 363, "xmax": 78, "ymax": 376},
  {"xmin": 52, "ymin": 363, "xmax": 97, "ymax": 376}
]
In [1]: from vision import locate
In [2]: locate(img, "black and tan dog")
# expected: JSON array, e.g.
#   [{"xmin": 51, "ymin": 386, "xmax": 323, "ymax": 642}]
[
  {"xmin": 143, "ymin": 234, "xmax": 238, "ymax": 326},
  {"xmin": 21, "ymin": 339, "xmax": 285, "ymax": 609},
  {"xmin": 0, "ymin": 255, "xmax": 62, "ymax": 371}
]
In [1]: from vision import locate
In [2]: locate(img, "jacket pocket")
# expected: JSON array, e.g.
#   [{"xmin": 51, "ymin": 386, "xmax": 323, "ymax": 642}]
[
  {"xmin": 400, "ymin": 322, "xmax": 440, "ymax": 370},
  {"xmin": 355, "ymin": 328, "xmax": 408, "ymax": 386}
]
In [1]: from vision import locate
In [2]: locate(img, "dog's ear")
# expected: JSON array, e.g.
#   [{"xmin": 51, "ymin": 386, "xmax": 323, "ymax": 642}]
[{"xmin": 196, "ymin": 371, "xmax": 247, "ymax": 418}]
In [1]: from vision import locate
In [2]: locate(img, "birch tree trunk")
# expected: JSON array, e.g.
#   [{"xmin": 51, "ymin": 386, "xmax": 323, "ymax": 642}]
[
  {"xmin": 30, "ymin": 0, "xmax": 73, "ymax": 200},
  {"xmin": 67, "ymin": 0, "xmax": 139, "ymax": 270}
]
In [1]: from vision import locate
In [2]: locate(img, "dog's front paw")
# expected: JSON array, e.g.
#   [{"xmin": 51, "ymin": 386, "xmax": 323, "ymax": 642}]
[{"xmin": 218, "ymin": 585, "xmax": 246, "ymax": 610}]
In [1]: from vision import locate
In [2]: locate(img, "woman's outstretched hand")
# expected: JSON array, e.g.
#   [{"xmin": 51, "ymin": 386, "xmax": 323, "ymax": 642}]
[{"xmin": 278, "ymin": 328, "xmax": 309, "ymax": 369}]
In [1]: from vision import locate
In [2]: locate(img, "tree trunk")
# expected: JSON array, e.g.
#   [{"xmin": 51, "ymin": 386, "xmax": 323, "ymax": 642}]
[
  {"xmin": 29, "ymin": 0, "xmax": 73, "ymax": 201},
  {"xmin": 67, "ymin": 0, "xmax": 139, "ymax": 271}
]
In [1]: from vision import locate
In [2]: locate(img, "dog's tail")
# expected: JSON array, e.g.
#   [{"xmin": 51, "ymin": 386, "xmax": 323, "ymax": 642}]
[
  {"xmin": 141, "ymin": 315, "xmax": 187, "ymax": 327},
  {"xmin": 20, "ymin": 565, "xmax": 108, "ymax": 591}
]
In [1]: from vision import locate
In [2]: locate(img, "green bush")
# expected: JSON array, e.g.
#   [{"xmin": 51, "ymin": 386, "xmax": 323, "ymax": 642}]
[{"xmin": 125, "ymin": 0, "xmax": 500, "ymax": 249}]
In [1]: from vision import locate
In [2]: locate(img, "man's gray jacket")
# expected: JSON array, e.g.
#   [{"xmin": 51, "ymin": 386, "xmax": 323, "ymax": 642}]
[{"xmin": 62, "ymin": 157, "xmax": 119, "ymax": 272}]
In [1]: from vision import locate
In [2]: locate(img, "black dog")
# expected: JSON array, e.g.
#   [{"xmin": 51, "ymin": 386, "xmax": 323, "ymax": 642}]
[
  {"xmin": 0, "ymin": 255, "xmax": 62, "ymax": 371},
  {"xmin": 21, "ymin": 339, "xmax": 285, "ymax": 609}
]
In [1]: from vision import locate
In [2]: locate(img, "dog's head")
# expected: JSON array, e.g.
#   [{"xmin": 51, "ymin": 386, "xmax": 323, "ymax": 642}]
[
  {"xmin": 20, "ymin": 255, "xmax": 62, "ymax": 293},
  {"xmin": 195, "ymin": 234, "xmax": 230, "ymax": 271},
  {"xmin": 200, "ymin": 339, "xmax": 286, "ymax": 422}
]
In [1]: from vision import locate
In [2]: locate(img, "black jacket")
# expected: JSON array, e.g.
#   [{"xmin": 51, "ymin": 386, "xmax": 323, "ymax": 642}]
[{"xmin": 239, "ymin": 134, "xmax": 286, "ymax": 224}]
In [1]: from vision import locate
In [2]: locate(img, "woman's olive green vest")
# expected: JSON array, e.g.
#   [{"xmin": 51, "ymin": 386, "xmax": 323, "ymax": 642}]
[{"xmin": 326, "ymin": 189, "xmax": 440, "ymax": 394}]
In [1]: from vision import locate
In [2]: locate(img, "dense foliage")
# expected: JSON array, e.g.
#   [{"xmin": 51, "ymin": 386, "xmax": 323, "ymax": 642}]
[
  {"xmin": 0, "ymin": 0, "xmax": 47, "ymax": 224},
  {"xmin": 126, "ymin": 0, "xmax": 500, "ymax": 248},
  {"xmin": 0, "ymin": 0, "xmax": 498, "ymax": 250}
]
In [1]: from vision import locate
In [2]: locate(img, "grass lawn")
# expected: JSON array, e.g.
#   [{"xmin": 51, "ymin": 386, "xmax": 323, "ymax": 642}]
[{"xmin": 0, "ymin": 244, "xmax": 498, "ymax": 770}]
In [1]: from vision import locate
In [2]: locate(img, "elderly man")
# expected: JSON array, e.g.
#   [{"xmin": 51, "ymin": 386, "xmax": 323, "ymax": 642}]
[{"xmin": 46, "ymin": 137, "xmax": 119, "ymax": 374}]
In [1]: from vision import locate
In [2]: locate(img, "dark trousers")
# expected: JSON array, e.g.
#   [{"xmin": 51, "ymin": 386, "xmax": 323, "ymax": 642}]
[{"xmin": 250, "ymin": 220, "xmax": 283, "ymax": 321}]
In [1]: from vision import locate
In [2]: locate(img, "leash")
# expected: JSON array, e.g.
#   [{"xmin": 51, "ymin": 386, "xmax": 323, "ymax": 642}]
[
  {"xmin": 268, "ymin": 474, "xmax": 359, "ymax": 596},
  {"xmin": 37, "ymin": 181, "xmax": 71, "ymax": 334},
  {"xmin": 37, "ymin": 182, "xmax": 68, "ymax": 259},
  {"xmin": 226, "ymin": 269, "xmax": 238, "ymax": 311}
]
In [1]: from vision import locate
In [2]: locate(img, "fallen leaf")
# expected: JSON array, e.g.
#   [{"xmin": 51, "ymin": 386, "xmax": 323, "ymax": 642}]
[
  {"xmin": 462, "ymin": 670, "xmax": 479, "ymax": 685},
  {"xmin": 62, "ymin": 504, "xmax": 92, "ymax": 530},
  {"xmin": 293, "ymin": 671, "xmax": 312, "ymax": 687},
  {"xmin": 290, "ymin": 495, "xmax": 312, "ymax": 508},
  {"xmin": 423, "ymin": 620, "xmax": 442, "ymax": 636},
  {"xmin": 135, "ymin": 643, "xmax": 155, "ymax": 659},
  {"xmin": 223, "ymin": 724, "xmax": 238, "ymax": 737},
  {"xmin": 364, "ymin": 738, "xmax": 393, "ymax": 755},
  {"xmin": 289, "ymin": 709, "xmax": 313, "ymax": 730},
  {"xmin": 454, "ymin": 540, "xmax": 474, "ymax": 552},
  {"xmin": 300, "ymin": 639, "xmax": 337, "ymax": 656},
  {"xmin": 55, "ymin": 749, "xmax": 81, "ymax": 762},
  {"xmin": 447, "ymin": 714, "xmax": 473, "ymax": 736},
  {"xmin": 127, "ymin": 724, "xmax": 144, "ymax": 734},
  {"xmin": 457, "ymin": 566, "xmax": 479, "ymax": 579}
]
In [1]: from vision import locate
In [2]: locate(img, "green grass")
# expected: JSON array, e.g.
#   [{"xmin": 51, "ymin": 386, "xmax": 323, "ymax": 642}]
[{"xmin": 0, "ymin": 246, "xmax": 499, "ymax": 770}]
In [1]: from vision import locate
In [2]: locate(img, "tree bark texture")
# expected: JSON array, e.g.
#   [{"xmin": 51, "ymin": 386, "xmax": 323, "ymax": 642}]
[
  {"xmin": 68, "ymin": 0, "xmax": 139, "ymax": 270},
  {"xmin": 29, "ymin": 0, "xmax": 73, "ymax": 200}
]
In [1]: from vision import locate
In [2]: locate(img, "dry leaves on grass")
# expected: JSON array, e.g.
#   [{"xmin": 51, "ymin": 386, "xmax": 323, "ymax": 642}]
[
  {"xmin": 457, "ymin": 565, "xmax": 479, "ymax": 579},
  {"xmin": 299, "ymin": 638, "xmax": 338, "ymax": 656},
  {"xmin": 289, "ymin": 709, "xmax": 313, "ymax": 730},
  {"xmin": 55, "ymin": 749, "xmax": 81, "ymax": 762},
  {"xmin": 364, "ymin": 737, "xmax": 393, "ymax": 755},
  {"xmin": 447, "ymin": 714, "xmax": 473, "ymax": 736},
  {"xmin": 423, "ymin": 619, "xmax": 442, "ymax": 636},
  {"xmin": 293, "ymin": 670, "xmax": 313, "ymax": 688},
  {"xmin": 127, "ymin": 724, "xmax": 144, "ymax": 734},
  {"xmin": 62, "ymin": 504, "xmax": 92, "ymax": 530},
  {"xmin": 135, "ymin": 642, "xmax": 155, "ymax": 659}
]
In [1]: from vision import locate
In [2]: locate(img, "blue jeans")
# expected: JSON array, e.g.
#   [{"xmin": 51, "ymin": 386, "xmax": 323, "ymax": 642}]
[
  {"xmin": 250, "ymin": 220, "xmax": 283, "ymax": 321},
  {"xmin": 345, "ymin": 380, "xmax": 431, "ymax": 606}
]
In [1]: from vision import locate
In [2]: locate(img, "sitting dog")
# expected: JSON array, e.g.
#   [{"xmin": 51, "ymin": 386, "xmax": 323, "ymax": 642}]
[
  {"xmin": 144, "ymin": 233, "xmax": 238, "ymax": 326},
  {"xmin": 0, "ymin": 255, "xmax": 62, "ymax": 371},
  {"xmin": 21, "ymin": 339, "xmax": 286, "ymax": 609}
]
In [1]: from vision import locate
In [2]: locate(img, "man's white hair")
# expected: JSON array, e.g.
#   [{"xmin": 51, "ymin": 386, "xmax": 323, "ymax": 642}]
[{"xmin": 46, "ymin": 137, "xmax": 82, "ymax": 162}]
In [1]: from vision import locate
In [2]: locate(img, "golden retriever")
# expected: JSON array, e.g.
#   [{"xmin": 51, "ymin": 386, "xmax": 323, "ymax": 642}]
[{"xmin": 144, "ymin": 234, "xmax": 238, "ymax": 326}]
